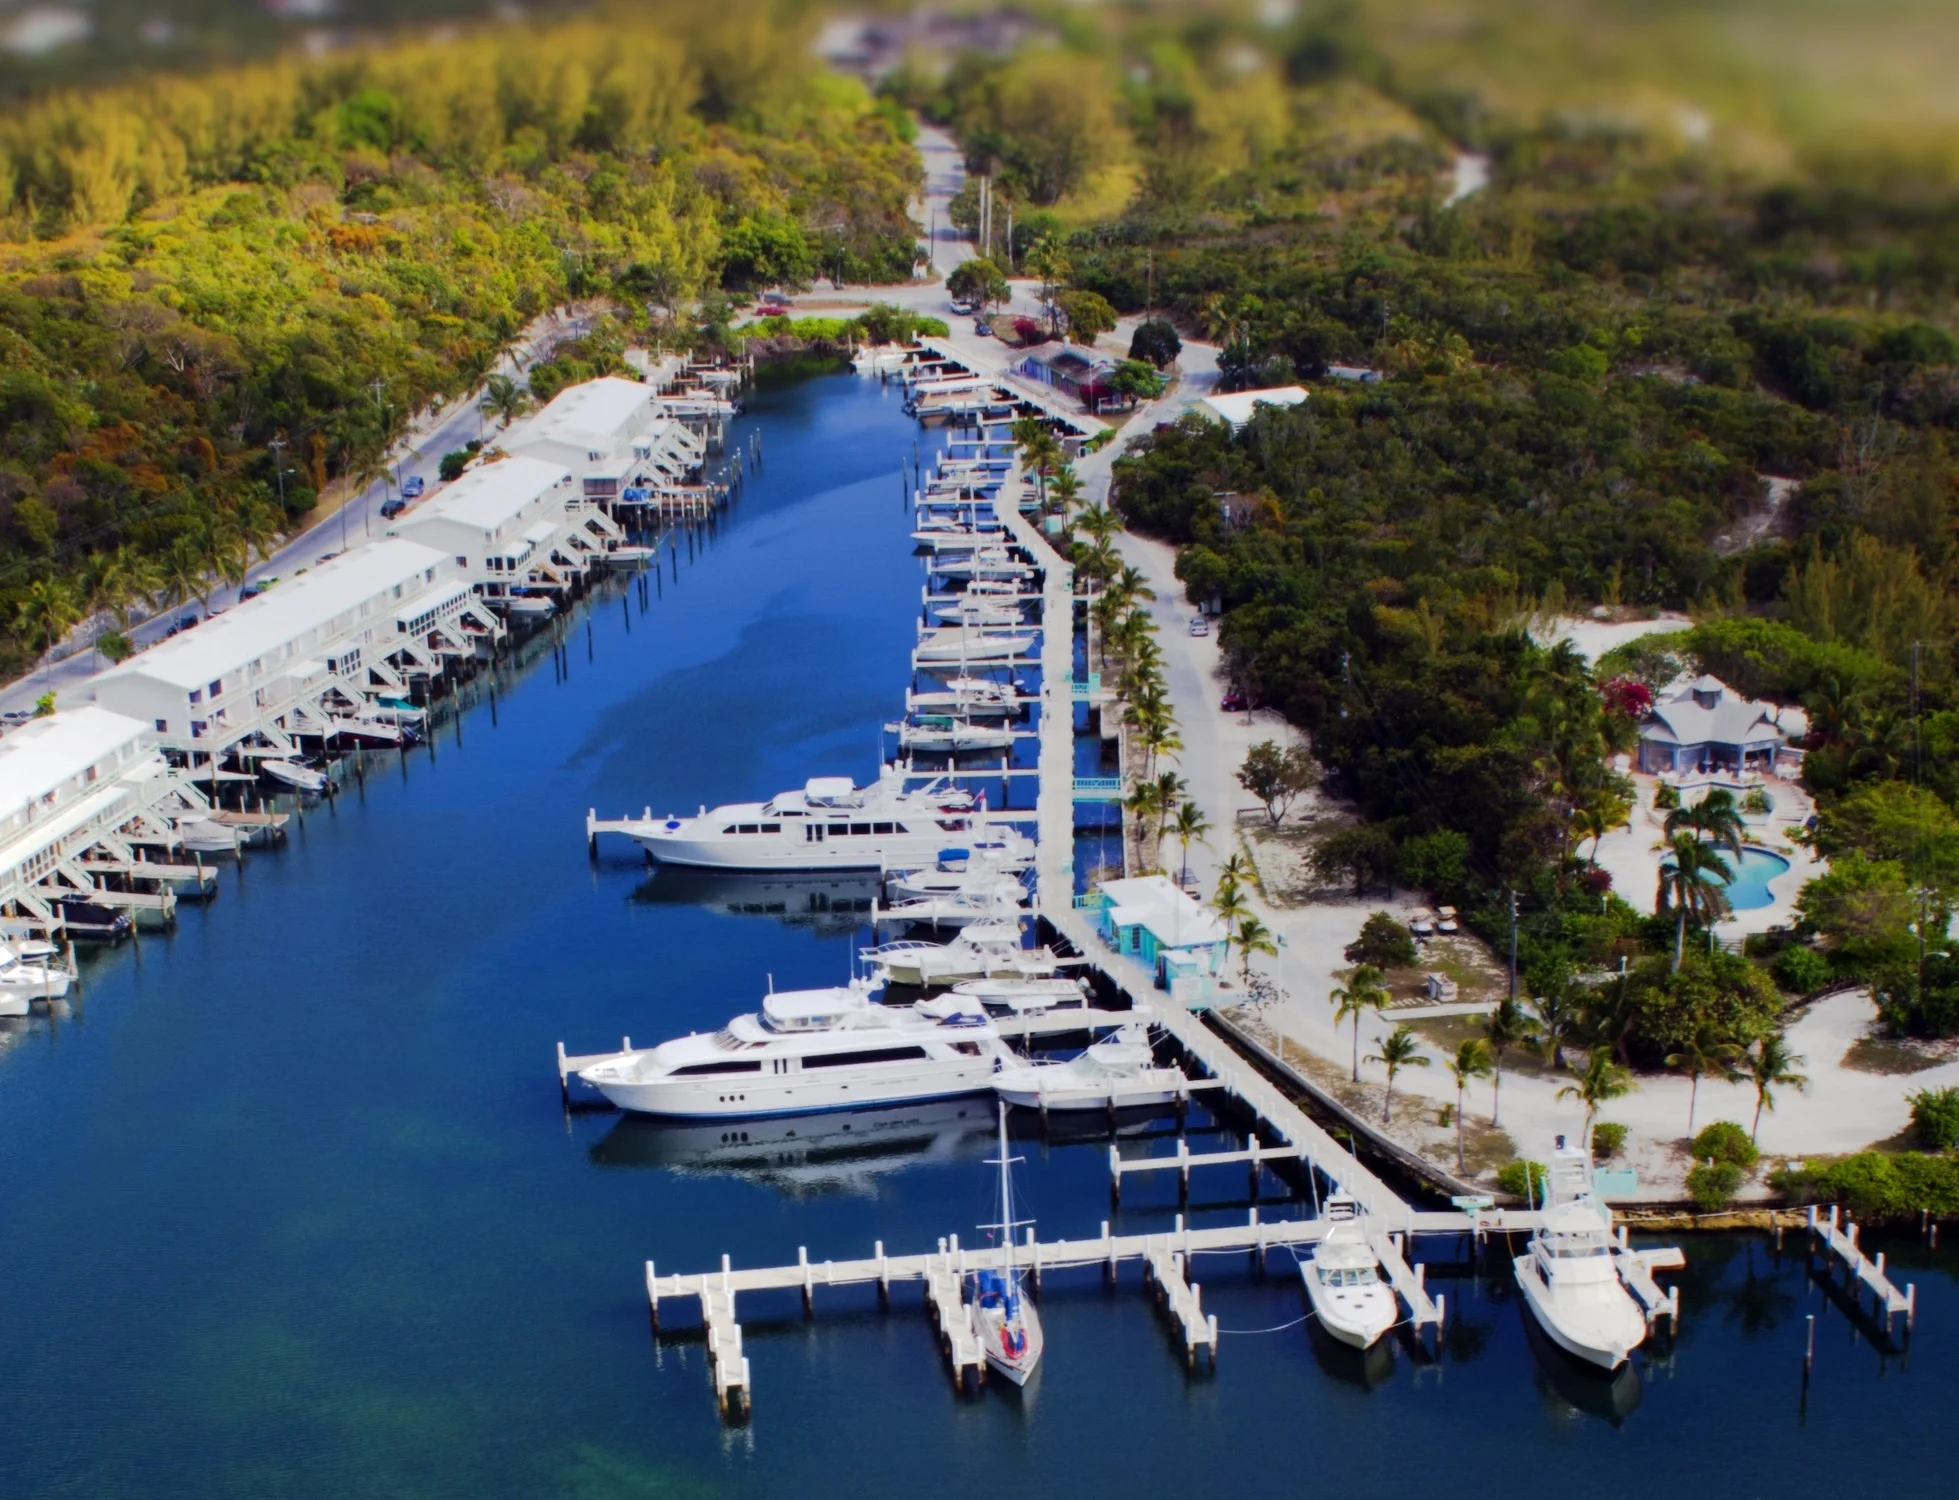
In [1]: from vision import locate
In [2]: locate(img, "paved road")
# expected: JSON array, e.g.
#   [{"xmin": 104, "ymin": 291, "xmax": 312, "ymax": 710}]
[{"xmin": 2, "ymin": 312, "xmax": 586, "ymax": 716}]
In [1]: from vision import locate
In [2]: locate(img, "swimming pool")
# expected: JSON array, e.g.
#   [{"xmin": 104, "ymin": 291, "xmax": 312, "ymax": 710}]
[{"xmin": 1725, "ymin": 846, "xmax": 1792, "ymax": 910}]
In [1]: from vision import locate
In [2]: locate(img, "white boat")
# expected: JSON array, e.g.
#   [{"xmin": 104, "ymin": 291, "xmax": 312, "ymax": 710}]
[
  {"xmin": 325, "ymin": 716, "xmax": 403, "ymax": 748},
  {"xmin": 991, "ymin": 1027, "xmax": 1186, "ymax": 1111},
  {"xmin": 174, "ymin": 815, "xmax": 241, "ymax": 855},
  {"xmin": 888, "ymin": 715, "xmax": 1016, "ymax": 755},
  {"xmin": 929, "ymin": 596, "xmax": 1025, "ymax": 628},
  {"xmin": 908, "ymin": 676, "xmax": 1023, "ymax": 718},
  {"xmin": 933, "ymin": 549, "xmax": 1032, "ymax": 583},
  {"xmin": 863, "ymin": 922, "xmax": 1058, "ymax": 987},
  {"xmin": 259, "ymin": 758, "xmax": 329, "ymax": 794},
  {"xmin": 911, "ymin": 525, "xmax": 1004, "ymax": 553},
  {"xmin": 852, "ymin": 347, "xmax": 910, "ymax": 375},
  {"xmin": 576, "ymin": 980, "xmax": 1010, "ymax": 1117},
  {"xmin": 886, "ymin": 854, "xmax": 1031, "ymax": 905},
  {"xmin": 364, "ymin": 696, "xmax": 428, "ymax": 727},
  {"xmin": 1513, "ymin": 1136, "xmax": 1647, "ymax": 1370},
  {"xmin": 1300, "ymin": 1196, "xmax": 1398, "ymax": 1349},
  {"xmin": 880, "ymin": 879, "xmax": 1028, "ymax": 930},
  {"xmin": 914, "ymin": 627, "xmax": 1037, "ymax": 663},
  {"xmin": 503, "ymin": 593, "xmax": 556, "ymax": 618},
  {"xmin": 604, "ymin": 543, "xmax": 657, "ymax": 567},
  {"xmin": 0, "ymin": 941, "xmax": 71, "ymax": 1007},
  {"xmin": 885, "ymin": 832, "xmax": 1035, "ymax": 900},
  {"xmin": 970, "ymin": 1103, "xmax": 1044, "ymax": 1385},
  {"xmin": 948, "ymin": 976, "xmax": 1088, "ymax": 1016},
  {"xmin": 620, "ymin": 770, "xmax": 980, "ymax": 872}
]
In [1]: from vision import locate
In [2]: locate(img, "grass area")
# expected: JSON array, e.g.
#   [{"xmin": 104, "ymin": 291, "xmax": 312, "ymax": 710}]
[
  {"xmin": 1841, "ymin": 1035, "xmax": 1955, "ymax": 1075},
  {"xmin": 1402, "ymin": 1014, "xmax": 1562, "ymax": 1078}
]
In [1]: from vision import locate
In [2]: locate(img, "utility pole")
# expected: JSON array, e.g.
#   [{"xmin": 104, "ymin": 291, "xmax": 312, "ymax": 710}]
[
  {"xmin": 1507, "ymin": 888, "xmax": 1519, "ymax": 1002},
  {"xmin": 268, "ymin": 436, "xmax": 287, "ymax": 513},
  {"xmin": 1147, "ymin": 247, "xmax": 1155, "ymax": 314}
]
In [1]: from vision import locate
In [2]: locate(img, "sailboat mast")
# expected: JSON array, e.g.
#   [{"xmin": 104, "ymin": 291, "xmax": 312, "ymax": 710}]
[{"xmin": 998, "ymin": 1101, "xmax": 1015, "ymax": 1274}]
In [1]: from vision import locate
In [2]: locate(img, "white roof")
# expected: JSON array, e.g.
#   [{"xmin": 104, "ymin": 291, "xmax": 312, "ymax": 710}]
[
  {"xmin": 511, "ymin": 376, "xmax": 656, "ymax": 452},
  {"xmin": 1096, "ymin": 874, "xmax": 1230, "ymax": 947},
  {"xmin": 1640, "ymin": 676, "xmax": 1785, "ymax": 749},
  {"xmin": 401, "ymin": 455, "xmax": 570, "ymax": 534},
  {"xmin": 1198, "ymin": 387, "xmax": 1308, "ymax": 428},
  {"xmin": 0, "ymin": 707, "xmax": 153, "ymax": 811},
  {"xmin": 95, "ymin": 540, "xmax": 453, "ymax": 691}
]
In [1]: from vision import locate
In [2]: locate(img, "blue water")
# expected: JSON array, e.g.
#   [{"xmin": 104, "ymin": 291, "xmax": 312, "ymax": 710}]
[
  {"xmin": 1727, "ymin": 847, "xmax": 1792, "ymax": 911},
  {"xmin": 1, "ymin": 371, "xmax": 1955, "ymax": 1499}
]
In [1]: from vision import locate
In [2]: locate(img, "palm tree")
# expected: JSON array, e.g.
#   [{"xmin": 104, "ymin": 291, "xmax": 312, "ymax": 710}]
[
  {"xmin": 1168, "ymin": 800, "xmax": 1210, "ymax": 885},
  {"xmin": 1667, "ymin": 787, "xmax": 1746, "ymax": 861},
  {"xmin": 1527, "ymin": 983, "xmax": 1583, "ymax": 1071},
  {"xmin": 1150, "ymin": 769, "xmax": 1188, "ymax": 853},
  {"xmin": 1331, "ymin": 964, "xmax": 1390, "ymax": 1083},
  {"xmin": 160, "ymin": 536, "xmax": 210, "ymax": 612},
  {"xmin": 1212, "ymin": 873, "xmax": 1251, "ymax": 932},
  {"xmin": 14, "ymin": 578, "xmax": 81, "ymax": 673},
  {"xmin": 1483, "ymin": 995, "xmax": 1531, "ymax": 1128},
  {"xmin": 1446, "ymin": 1039, "xmax": 1494, "ymax": 1170},
  {"xmin": 1664, "ymin": 1023, "xmax": 1744, "ymax": 1135},
  {"xmin": 1047, "ymin": 466, "xmax": 1082, "ymax": 514},
  {"xmin": 1074, "ymin": 503, "xmax": 1122, "ymax": 544},
  {"xmin": 1233, "ymin": 915, "xmax": 1277, "ymax": 984},
  {"xmin": 1746, "ymin": 1033, "xmax": 1808, "ymax": 1142},
  {"xmin": 479, "ymin": 372, "xmax": 532, "ymax": 429},
  {"xmin": 1571, "ymin": 789, "xmax": 1631, "ymax": 863},
  {"xmin": 195, "ymin": 519, "xmax": 248, "ymax": 592},
  {"xmin": 1557, "ymin": 1050, "xmax": 1636, "ymax": 1152},
  {"xmin": 1368, "ymin": 1026, "xmax": 1430, "ymax": 1123},
  {"xmin": 232, "ymin": 495, "xmax": 283, "ymax": 568},
  {"xmin": 1657, "ymin": 832, "xmax": 1735, "ymax": 970},
  {"xmin": 1124, "ymin": 779, "xmax": 1166, "ymax": 866}
]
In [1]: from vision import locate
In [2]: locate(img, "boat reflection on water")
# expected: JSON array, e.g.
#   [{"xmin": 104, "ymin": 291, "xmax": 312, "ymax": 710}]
[
  {"xmin": 631, "ymin": 867, "xmax": 881, "ymax": 937},
  {"xmin": 1521, "ymin": 1304, "xmax": 1644, "ymax": 1426},
  {"xmin": 589, "ymin": 1098, "xmax": 995, "ymax": 1197},
  {"xmin": 1307, "ymin": 1312, "xmax": 1397, "ymax": 1390}
]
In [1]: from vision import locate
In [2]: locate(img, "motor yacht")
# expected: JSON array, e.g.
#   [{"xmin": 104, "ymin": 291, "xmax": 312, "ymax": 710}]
[
  {"xmin": 1301, "ymin": 1196, "xmax": 1399, "ymax": 1349},
  {"xmin": 889, "ymin": 715, "xmax": 1016, "ymax": 755},
  {"xmin": 947, "ymin": 976, "xmax": 1088, "ymax": 1016},
  {"xmin": 1513, "ymin": 1136, "xmax": 1647, "ymax": 1370},
  {"xmin": 863, "ymin": 922, "xmax": 1059, "ymax": 988},
  {"xmin": 0, "ymin": 941, "xmax": 70, "ymax": 1009},
  {"xmin": 907, "ymin": 676, "xmax": 1024, "ymax": 718},
  {"xmin": 576, "ymin": 980, "xmax": 1011, "ymax": 1117},
  {"xmin": 929, "ymin": 596, "xmax": 1026, "ymax": 628},
  {"xmin": 885, "ymin": 836, "xmax": 1035, "ymax": 903},
  {"xmin": 914, "ymin": 627, "xmax": 1037, "ymax": 663},
  {"xmin": 971, "ymin": 1103, "xmax": 1044, "ymax": 1386},
  {"xmin": 991, "ymin": 1027, "xmax": 1185, "ymax": 1111},
  {"xmin": 620, "ymin": 769, "xmax": 980, "ymax": 872},
  {"xmin": 880, "ymin": 879, "xmax": 1028, "ymax": 930},
  {"xmin": 932, "ymin": 549, "xmax": 1033, "ymax": 584}
]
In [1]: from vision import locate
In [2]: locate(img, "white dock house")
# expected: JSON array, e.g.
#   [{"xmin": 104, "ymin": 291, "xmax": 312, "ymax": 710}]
[
  {"xmin": 506, "ymin": 375, "xmax": 705, "ymax": 508},
  {"xmin": 92, "ymin": 541, "xmax": 494, "ymax": 760},
  {"xmin": 0, "ymin": 708, "xmax": 210, "ymax": 931},
  {"xmin": 394, "ymin": 454, "xmax": 618, "ymax": 612}
]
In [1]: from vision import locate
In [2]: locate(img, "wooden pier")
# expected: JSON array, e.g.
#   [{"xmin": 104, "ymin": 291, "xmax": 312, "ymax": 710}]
[{"xmin": 1808, "ymin": 1203, "xmax": 1916, "ymax": 1331}]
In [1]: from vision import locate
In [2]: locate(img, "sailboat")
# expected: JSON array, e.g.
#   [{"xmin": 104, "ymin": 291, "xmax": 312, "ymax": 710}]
[
  {"xmin": 970, "ymin": 1102, "xmax": 1044, "ymax": 1386},
  {"xmin": 1513, "ymin": 1135, "xmax": 1647, "ymax": 1370}
]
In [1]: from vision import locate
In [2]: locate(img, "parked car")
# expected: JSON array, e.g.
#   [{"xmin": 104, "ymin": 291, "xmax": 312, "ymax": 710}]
[
  {"xmin": 401, "ymin": 475, "xmax": 425, "ymax": 498},
  {"xmin": 949, "ymin": 297, "xmax": 973, "ymax": 315},
  {"xmin": 174, "ymin": 613, "xmax": 199, "ymax": 634},
  {"xmin": 759, "ymin": 291, "xmax": 790, "ymax": 313},
  {"xmin": 1188, "ymin": 617, "xmax": 1210, "ymax": 637},
  {"xmin": 1221, "ymin": 690, "xmax": 1246, "ymax": 712},
  {"xmin": 379, "ymin": 498, "xmax": 406, "ymax": 519},
  {"xmin": 974, "ymin": 319, "xmax": 994, "ymax": 337},
  {"xmin": 238, "ymin": 584, "xmax": 264, "ymax": 601}
]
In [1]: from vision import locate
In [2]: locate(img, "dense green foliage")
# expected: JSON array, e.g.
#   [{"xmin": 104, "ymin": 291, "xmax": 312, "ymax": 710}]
[
  {"xmin": 0, "ymin": 4, "xmax": 920, "ymax": 671},
  {"xmin": 1909, "ymin": 1087, "xmax": 1959, "ymax": 1151},
  {"xmin": 1775, "ymin": 1151, "xmax": 1959, "ymax": 1220}
]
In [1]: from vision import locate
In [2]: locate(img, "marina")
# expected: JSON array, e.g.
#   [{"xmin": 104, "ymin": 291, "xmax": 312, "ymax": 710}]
[{"xmin": 0, "ymin": 367, "xmax": 1954, "ymax": 1500}]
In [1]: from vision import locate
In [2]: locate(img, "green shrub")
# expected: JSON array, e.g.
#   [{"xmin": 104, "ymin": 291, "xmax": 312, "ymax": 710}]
[
  {"xmin": 1691, "ymin": 1120, "xmax": 1760, "ymax": 1171},
  {"xmin": 1654, "ymin": 781, "xmax": 1680, "ymax": 811},
  {"xmin": 1908, "ymin": 1086, "xmax": 1959, "ymax": 1150},
  {"xmin": 1497, "ymin": 1159, "xmax": 1548, "ymax": 1200},
  {"xmin": 1773, "ymin": 944, "xmax": 1833, "ymax": 994},
  {"xmin": 1774, "ymin": 1151, "xmax": 1959, "ymax": 1220},
  {"xmin": 1686, "ymin": 1160, "xmax": 1744, "ymax": 1210},
  {"xmin": 439, "ymin": 449, "xmax": 471, "ymax": 482},
  {"xmin": 1591, "ymin": 1122, "xmax": 1628, "ymax": 1160},
  {"xmin": 97, "ymin": 631, "xmax": 133, "ymax": 663}
]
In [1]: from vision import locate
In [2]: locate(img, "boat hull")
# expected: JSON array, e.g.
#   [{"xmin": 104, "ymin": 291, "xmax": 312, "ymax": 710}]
[
  {"xmin": 1301, "ymin": 1266, "xmax": 1398, "ymax": 1349},
  {"xmin": 629, "ymin": 827, "xmax": 972, "ymax": 873},
  {"xmin": 1513, "ymin": 1256, "xmax": 1644, "ymax": 1370},
  {"xmin": 582, "ymin": 1056, "xmax": 1002, "ymax": 1118},
  {"xmin": 976, "ymin": 1292, "xmax": 1044, "ymax": 1386}
]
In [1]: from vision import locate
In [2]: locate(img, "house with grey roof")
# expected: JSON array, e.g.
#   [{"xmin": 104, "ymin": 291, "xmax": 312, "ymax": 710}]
[{"xmin": 1636, "ymin": 675, "xmax": 1788, "ymax": 775}]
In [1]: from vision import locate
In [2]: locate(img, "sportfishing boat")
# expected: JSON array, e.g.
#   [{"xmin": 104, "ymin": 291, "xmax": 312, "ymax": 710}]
[
  {"xmin": 1513, "ymin": 1136, "xmax": 1646, "ymax": 1370},
  {"xmin": 970, "ymin": 1103, "xmax": 1044, "ymax": 1386},
  {"xmin": 0, "ymin": 941, "xmax": 70, "ymax": 1009},
  {"xmin": 907, "ymin": 676, "xmax": 1024, "ymax": 718},
  {"xmin": 863, "ymin": 922, "xmax": 1059, "ymax": 988},
  {"xmin": 852, "ymin": 346, "xmax": 910, "ymax": 376},
  {"xmin": 946, "ymin": 976, "xmax": 1088, "ymax": 1016},
  {"xmin": 888, "ymin": 715, "xmax": 1016, "ymax": 755},
  {"xmin": 884, "ymin": 834, "xmax": 1035, "ymax": 903},
  {"xmin": 991, "ymin": 1027, "xmax": 1186, "ymax": 1112},
  {"xmin": 880, "ymin": 879, "xmax": 1028, "ymax": 930},
  {"xmin": 620, "ymin": 769, "xmax": 980, "ymax": 872},
  {"xmin": 1301, "ymin": 1196, "xmax": 1398, "ymax": 1349},
  {"xmin": 259, "ymin": 758, "xmax": 329, "ymax": 794},
  {"xmin": 913, "ymin": 626, "xmax": 1037, "ymax": 663},
  {"xmin": 575, "ymin": 980, "xmax": 1011, "ymax": 1118}
]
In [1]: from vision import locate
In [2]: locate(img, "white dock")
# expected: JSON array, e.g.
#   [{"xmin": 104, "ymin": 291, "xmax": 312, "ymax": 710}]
[
  {"xmin": 1808, "ymin": 1203, "xmax": 1916, "ymax": 1330},
  {"xmin": 1110, "ymin": 1137, "xmax": 1303, "ymax": 1201},
  {"xmin": 1612, "ymin": 1229, "xmax": 1685, "ymax": 1324}
]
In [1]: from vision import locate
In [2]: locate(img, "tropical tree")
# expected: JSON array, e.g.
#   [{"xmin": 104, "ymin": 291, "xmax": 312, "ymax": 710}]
[
  {"xmin": 1665, "ymin": 1023, "xmax": 1744, "ymax": 1135},
  {"xmin": 1483, "ymin": 995, "xmax": 1531, "ymax": 1128},
  {"xmin": 232, "ymin": 495, "xmax": 283, "ymax": 568},
  {"xmin": 160, "ymin": 536, "xmax": 211, "ymax": 611},
  {"xmin": 1212, "ymin": 873, "xmax": 1251, "ymax": 933},
  {"xmin": 1746, "ymin": 1034, "xmax": 1808, "ymax": 1141},
  {"xmin": 1331, "ymin": 964, "xmax": 1390, "ymax": 1082},
  {"xmin": 480, "ymin": 372, "xmax": 532, "ymax": 429},
  {"xmin": 195, "ymin": 520, "xmax": 248, "ymax": 591},
  {"xmin": 1168, "ymin": 800, "xmax": 1210, "ymax": 885},
  {"xmin": 1527, "ymin": 980, "xmax": 1584, "ymax": 1071},
  {"xmin": 1658, "ymin": 832, "xmax": 1735, "ymax": 970},
  {"xmin": 1233, "ymin": 915, "xmax": 1278, "ymax": 984},
  {"xmin": 1369, "ymin": 1026, "xmax": 1430, "ymax": 1123},
  {"xmin": 1667, "ymin": 787, "xmax": 1747, "ymax": 861},
  {"xmin": 1124, "ymin": 779, "xmax": 1167, "ymax": 866},
  {"xmin": 14, "ymin": 579, "xmax": 81, "ymax": 669},
  {"xmin": 1571, "ymin": 789, "xmax": 1631, "ymax": 863},
  {"xmin": 1446, "ymin": 1039, "xmax": 1494, "ymax": 1170},
  {"xmin": 1557, "ymin": 1050, "xmax": 1636, "ymax": 1151}
]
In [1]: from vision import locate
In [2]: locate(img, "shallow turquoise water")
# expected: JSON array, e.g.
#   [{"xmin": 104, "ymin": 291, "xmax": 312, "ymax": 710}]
[
  {"xmin": 1726, "ymin": 846, "xmax": 1793, "ymax": 911},
  {"xmin": 0, "ymin": 372, "xmax": 1953, "ymax": 1499}
]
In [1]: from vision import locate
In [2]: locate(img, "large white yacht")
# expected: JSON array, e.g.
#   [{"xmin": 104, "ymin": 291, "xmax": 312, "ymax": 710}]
[
  {"xmin": 577, "ymin": 981, "xmax": 1011, "ymax": 1117},
  {"xmin": 1301, "ymin": 1196, "xmax": 1399, "ymax": 1349},
  {"xmin": 1514, "ymin": 1136, "xmax": 1647, "ymax": 1370},
  {"xmin": 620, "ymin": 769, "xmax": 981, "ymax": 872}
]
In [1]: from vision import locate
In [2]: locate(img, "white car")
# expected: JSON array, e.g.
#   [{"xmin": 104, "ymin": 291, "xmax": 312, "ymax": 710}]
[{"xmin": 1188, "ymin": 617, "xmax": 1210, "ymax": 637}]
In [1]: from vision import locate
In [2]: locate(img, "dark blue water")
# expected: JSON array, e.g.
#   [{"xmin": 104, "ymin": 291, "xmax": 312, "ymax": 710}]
[{"xmin": 1, "ymin": 371, "xmax": 1955, "ymax": 1499}]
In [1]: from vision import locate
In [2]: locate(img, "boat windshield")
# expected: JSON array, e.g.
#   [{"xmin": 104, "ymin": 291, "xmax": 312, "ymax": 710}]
[
  {"xmin": 1541, "ymin": 1233, "xmax": 1609, "ymax": 1259},
  {"xmin": 1323, "ymin": 1266, "xmax": 1379, "ymax": 1287}
]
